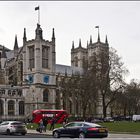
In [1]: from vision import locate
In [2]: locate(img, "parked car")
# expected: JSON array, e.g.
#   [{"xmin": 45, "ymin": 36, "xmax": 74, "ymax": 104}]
[
  {"xmin": 52, "ymin": 121, "xmax": 108, "ymax": 138},
  {"xmin": 104, "ymin": 117, "xmax": 114, "ymax": 122},
  {"xmin": 0, "ymin": 121, "xmax": 27, "ymax": 135},
  {"xmin": 132, "ymin": 115, "xmax": 140, "ymax": 122}
]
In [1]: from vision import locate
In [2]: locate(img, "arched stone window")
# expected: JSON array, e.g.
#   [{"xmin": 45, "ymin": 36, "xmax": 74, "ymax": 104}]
[
  {"xmin": 43, "ymin": 89, "xmax": 49, "ymax": 102},
  {"xmin": 0, "ymin": 99, "xmax": 4, "ymax": 115},
  {"xmin": 8, "ymin": 100, "xmax": 15, "ymax": 115},
  {"xmin": 28, "ymin": 45, "xmax": 35, "ymax": 69},
  {"xmin": 42, "ymin": 45, "xmax": 49, "ymax": 68},
  {"xmin": 19, "ymin": 101, "xmax": 24, "ymax": 115},
  {"xmin": 20, "ymin": 61, "xmax": 23, "ymax": 83}
]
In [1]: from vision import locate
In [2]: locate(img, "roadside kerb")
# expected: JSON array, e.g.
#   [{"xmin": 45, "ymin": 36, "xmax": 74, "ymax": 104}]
[{"xmin": 27, "ymin": 129, "xmax": 52, "ymax": 135}]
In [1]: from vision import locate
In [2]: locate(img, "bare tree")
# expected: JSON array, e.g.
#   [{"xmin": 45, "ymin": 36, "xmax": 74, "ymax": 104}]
[
  {"xmin": 90, "ymin": 47, "xmax": 128, "ymax": 118},
  {"xmin": 124, "ymin": 79, "xmax": 140, "ymax": 115}
]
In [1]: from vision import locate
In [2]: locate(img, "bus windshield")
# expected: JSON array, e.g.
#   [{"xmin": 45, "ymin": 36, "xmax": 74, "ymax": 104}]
[{"xmin": 32, "ymin": 109, "xmax": 68, "ymax": 124}]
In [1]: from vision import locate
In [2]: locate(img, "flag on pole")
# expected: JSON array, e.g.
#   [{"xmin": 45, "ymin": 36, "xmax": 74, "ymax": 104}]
[
  {"xmin": 95, "ymin": 26, "xmax": 99, "ymax": 28},
  {"xmin": 35, "ymin": 6, "xmax": 39, "ymax": 10}
]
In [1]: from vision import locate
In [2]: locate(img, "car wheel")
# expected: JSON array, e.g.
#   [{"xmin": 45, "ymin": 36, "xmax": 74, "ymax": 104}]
[
  {"xmin": 53, "ymin": 131, "xmax": 60, "ymax": 138},
  {"xmin": 21, "ymin": 132, "xmax": 26, "ymax": 135},
  {"xmin": 6, "ymin": 129, "xmax": 11, "ymax": 135},
  {"xmin": 79, "ymin": 132, "xmax": 85, "ymax": 138}
]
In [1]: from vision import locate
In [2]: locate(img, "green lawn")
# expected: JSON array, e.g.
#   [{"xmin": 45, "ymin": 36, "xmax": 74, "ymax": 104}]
[
  {"xmin": 99, "ymin": 121, "xmax": 140, "ymax": 134},
  {"xmin": 26, "ymin": 121, "xmax": 140, "ymax": 134},
  {"xmin": 26, "ymin": 123, "xmax": 62, "ymax": 130}
]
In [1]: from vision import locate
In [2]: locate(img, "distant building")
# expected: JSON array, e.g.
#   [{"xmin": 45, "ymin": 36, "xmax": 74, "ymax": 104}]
[{"xmin": 0, "ymin": 23, "xmax": 109, "ymax": 120}]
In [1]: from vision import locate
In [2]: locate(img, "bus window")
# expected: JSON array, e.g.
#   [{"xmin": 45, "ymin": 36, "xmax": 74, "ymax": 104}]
[{"xmin": 32, "ymin": 109, "xmax": 68, "ymax": 124}]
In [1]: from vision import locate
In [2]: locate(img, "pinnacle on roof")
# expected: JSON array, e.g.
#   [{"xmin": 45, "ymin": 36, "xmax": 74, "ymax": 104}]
[
  {"xmin": 14, "ymin": 35, "xmax": 19, "ymax": 50},
  {"xmin": 105, "ymin": 35, "xmax": 108, "ymax": 45},
  {"xmin": 97, "ymin": 30, "xmax": 100, "ymax": 42},
  {"xmin": 90, "ymin": 35, "xmax": 92, "ymax": 44},
  {"xmin": 72, "ymin": 41, "xmax": 74, "ymax": 49},
  {"xmin": 23, "ymin": 28, "xmax": 27, "ymax": 42},
  {"xmin": 79, "ymin": 39, "xmax": 82, "ymax": 48},
  {"xmin": 52, "ymin": 28, "xmax": 55, "ymax": 39}
]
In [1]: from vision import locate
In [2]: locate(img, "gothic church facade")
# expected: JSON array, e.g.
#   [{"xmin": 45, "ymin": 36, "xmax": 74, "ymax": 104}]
[{"xmin": 0, "ymin": 23, "xmax": 109, "ymax": 120}]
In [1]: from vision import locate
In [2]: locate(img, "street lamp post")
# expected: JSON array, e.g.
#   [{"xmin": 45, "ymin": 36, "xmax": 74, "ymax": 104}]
[{"xmin": 36, "ymin": 97, "xmax": 38, "ymax": 109}]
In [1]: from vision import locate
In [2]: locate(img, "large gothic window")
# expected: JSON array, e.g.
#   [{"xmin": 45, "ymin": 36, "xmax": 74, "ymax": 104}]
[
  {"xmin": 19, "ymin": 101, "xmax": 24, "ymax": 115},
  {"xmin": 74, "ymin": 57, "xmax": 78, "ymax": 67},
  {"xmin": 43, "ymin": 89, "xmax": 49, "ymax": 102},
  {"xmin": 0, "ymin": 99, "xmax": 3, "ymax": 115},
  {"xmin": 42, "ymin": 45, "xmax": 49, "ymax": 68},
  {"xmin": 19, "ymin": 60, "xmax": 23, "ymax": 84},
  {"xmin": 8, "ymin": 100, "xmax": 15, "ymax": 115},
  {"xmin": 29, "ymin": 46, "xmax": 35, "ymax": 69}
]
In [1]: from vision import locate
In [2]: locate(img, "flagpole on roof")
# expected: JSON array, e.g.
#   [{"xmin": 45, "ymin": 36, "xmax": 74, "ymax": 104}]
[
  {"xmin": 35, "ymin": 6, "xmax": 40, "ymax": 25},
  {"xmin": 38, "ymin": 6, "xmax": 40, "ymax": 25},
  {"xmin": 95, "ymin": 26, "xmax": 100, "ymax": 42}
]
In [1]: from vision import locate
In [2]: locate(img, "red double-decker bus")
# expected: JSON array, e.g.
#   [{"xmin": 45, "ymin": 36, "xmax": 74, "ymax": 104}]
[{"xmin": 32, "ymin": 109, "xmax": 68, "ymax": 124}]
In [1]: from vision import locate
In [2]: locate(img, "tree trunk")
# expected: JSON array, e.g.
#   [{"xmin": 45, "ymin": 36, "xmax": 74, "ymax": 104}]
[
  {"xmin": 102, "ymin": 95, "xmax": 107, "ymax": 118},
  {"xmin": 82, "ymin": 105, "xmax": 87, "ymax": 119}
]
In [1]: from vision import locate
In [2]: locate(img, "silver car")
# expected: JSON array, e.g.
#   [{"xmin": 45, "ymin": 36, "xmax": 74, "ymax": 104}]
[{"xmin": 0, "ymin": 121, "xmax": 27, "ymax": 135}]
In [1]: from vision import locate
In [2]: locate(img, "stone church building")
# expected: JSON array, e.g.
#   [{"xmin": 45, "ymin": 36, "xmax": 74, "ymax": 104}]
[{"xmin": 0, "ymin": 23, "xmax": 109, "ymax": 121}]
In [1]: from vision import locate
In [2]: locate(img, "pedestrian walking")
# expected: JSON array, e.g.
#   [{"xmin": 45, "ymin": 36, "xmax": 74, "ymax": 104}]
[
  {"xmin": 50, "ymin": 117, "xmax": 56, "ymax": 130},
  {"xmin": 63, "ymin": 117, "xmax": 68, "ymax": 127},
  {"xmin": 42, "ymin": 116, "xmax": 48, "ymax": 132},
  {"xmin": 38, "ymin": 119, "xmax": 44, "ymax": 133}
]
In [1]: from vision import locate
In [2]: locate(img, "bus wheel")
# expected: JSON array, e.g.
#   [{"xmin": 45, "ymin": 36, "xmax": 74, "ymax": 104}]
[{"xmin": 53, "ymin": 131, "xmax": 60, "ymax": 138}]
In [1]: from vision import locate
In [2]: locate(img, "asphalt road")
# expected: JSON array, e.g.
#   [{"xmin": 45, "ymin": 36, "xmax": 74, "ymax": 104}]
[{"xmin": 0, "ymin": 133, "xmax": 140, "ymax": 140}]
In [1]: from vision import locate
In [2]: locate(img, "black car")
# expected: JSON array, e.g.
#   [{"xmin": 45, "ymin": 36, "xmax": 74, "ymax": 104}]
[{"xmin": 52, "ymin": 121, "xmax": 108, "ymax": 138}]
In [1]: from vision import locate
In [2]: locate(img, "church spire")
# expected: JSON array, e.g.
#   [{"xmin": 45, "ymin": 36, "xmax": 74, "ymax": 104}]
[
  {"xmin": 79, "ymin": 39, "xmax": 82, "ymax": 48},
  {"xmin": 23, "ymin": 28, "xmax": 27, "ymax": 45},
  {"xmin": 105, "ymin": 35, "xmax": 108, "ymax": 45},
  {"xmin": 14, "ymin": 35, "xmax": 18, "ymax": 50},
  {"xmin": 97, "ymin": 30, "xmax": 100, "ymax": 42},
  {"xmin": 52, "ymin": 28, "xmax": 55, "ymax": 42},
  {"xmin": 52, "ymin": 28, "xmax": 55, "ymax": 38}
]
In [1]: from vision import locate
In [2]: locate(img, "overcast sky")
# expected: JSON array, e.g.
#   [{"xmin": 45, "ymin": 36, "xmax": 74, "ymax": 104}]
[{"xmin": 0, "ymin": 1, "xmax": 140, "ymax": 83}]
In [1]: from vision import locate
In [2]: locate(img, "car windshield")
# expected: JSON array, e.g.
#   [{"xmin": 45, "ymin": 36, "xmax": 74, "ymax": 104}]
[
  {"xmin": 11, "ymin": 122, "xmax": 24, "ymax": 125},
  {"xmin": 0, "ymin": 122, "xmax": 9, "ymax": 125},
  {"xmin": 84, "ymin": 122, "xmax": 101, "ymax": 127},
  {"xmin": 64, "ymin": 122, "xmax": 101, "ymax": 128}
]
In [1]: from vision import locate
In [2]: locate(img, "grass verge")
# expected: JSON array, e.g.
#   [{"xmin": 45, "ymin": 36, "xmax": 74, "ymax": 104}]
[
  {"xmin": 99, "ymin": 121, "xmax": 140, "ymax": 134},
  {"xmin": 26, "ymin": 121, "xmax": 140, "ymax": 134}
]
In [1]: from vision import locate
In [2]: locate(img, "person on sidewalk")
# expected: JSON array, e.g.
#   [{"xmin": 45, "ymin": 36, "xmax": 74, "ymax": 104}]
[
  {"xmin": 50, "ymin": 116, "xmax": 56, "ymax": 130},
  {"xmin": 42, "ymin": 116, "xmax": 48, "ymax": 132},
  {"xmin": 37, "ymin": 119, "xmax": 44, "ymax": 133}
]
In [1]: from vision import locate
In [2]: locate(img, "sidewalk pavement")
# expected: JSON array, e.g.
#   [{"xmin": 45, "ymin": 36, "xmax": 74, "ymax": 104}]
[{"xmin": 27, "ymin": 129, "xmax": 53, "ymax": 135}]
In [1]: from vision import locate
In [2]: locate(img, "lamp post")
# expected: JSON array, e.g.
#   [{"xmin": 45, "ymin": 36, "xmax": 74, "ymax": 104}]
[
  {"xmin": 32, "ymin": 95, "xmax": 35, "ymax": 111},
  {"xmin": 36, "ymin": 97, "xmax": 38, "ymax": 109}
]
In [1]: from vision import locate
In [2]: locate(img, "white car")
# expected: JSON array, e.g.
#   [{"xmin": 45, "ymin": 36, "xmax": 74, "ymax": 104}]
[{"xmin": 0, "ymin": 121, "xmax": 27, "ymax": 135}]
